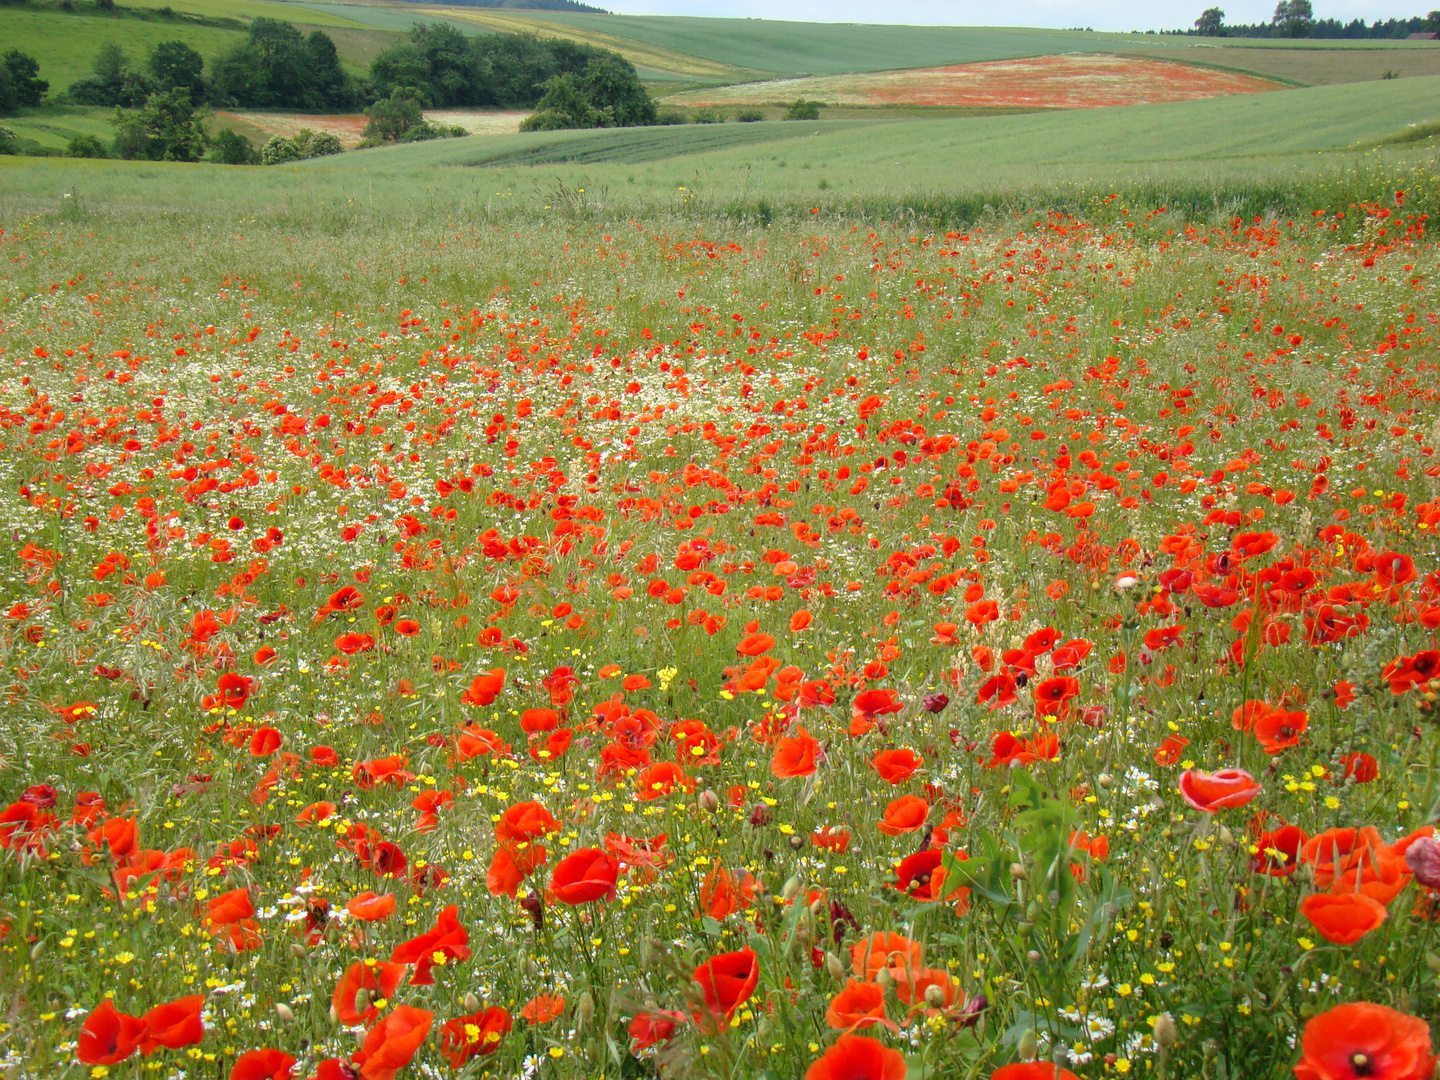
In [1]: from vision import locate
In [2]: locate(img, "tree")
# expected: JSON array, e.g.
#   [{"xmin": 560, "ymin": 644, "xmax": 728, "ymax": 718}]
[
  {"xmin": 2, "ymin": 50, "xmax": 49, "ymax": 108},
  {"xmin": 581, "ymin": 55, "xmax": 656, "ymax": 127},
  {"xmin": 1273, "ymin": 0, "xmax": 1314, "ymax": 37},
  {"xmin": 112, "ymin": 87, "xmax": 208, "ymax": 162},
  {"xmin": 518, "ymin": 73, "xmax": 603, "ymax": 131},
  {"xmin": 208, "ymin": 128, "xmax": 259, "ymax": 164},
  {"xmin": 362, "ymin": 87, "xmax": 425, "ymax": 142},
  {"xmin": 784, "ymin": 99, "xmax": 821, "ymax": 120},
  {"xmin": 66, "ymin": 134, "xmax": 109, "ymax": 158},
  {"xmin": 1194, "ymin": 7, "xmax": 1226, "ymax": 35},
  {"xmin": 69, "ymin": 44, "xmax": 150, "ymax": 108},
  {"xmin": 146, "ymin": 41, "xmax": 206, "ymax": 102},
  {"xmin": 211, "ymin": 20, "xmax": 348, "ymax": 109}
]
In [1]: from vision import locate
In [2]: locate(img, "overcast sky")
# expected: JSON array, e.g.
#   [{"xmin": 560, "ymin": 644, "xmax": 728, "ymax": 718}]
[{"xmin": 601, "ymin": 1, "xmax": 1428, "ymax": 32}]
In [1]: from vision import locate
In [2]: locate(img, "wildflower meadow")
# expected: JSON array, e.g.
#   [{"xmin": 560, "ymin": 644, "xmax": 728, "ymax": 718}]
[{"xmin": 1, "ymin": 175, "xmax": 1439, "ymax": 1080}]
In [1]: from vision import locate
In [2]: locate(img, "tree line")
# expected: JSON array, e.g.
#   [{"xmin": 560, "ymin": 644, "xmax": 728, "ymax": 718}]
[{"xmin": 1192, "ymin": 4, "xmax": 1440, "ymax": 37}]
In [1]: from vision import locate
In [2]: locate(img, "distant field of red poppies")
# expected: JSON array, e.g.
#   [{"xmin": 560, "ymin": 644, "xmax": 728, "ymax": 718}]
[
  {"xmin": 664, "ymin": 53, "xmax": 1283, "ymax": 110},
  {"xmin": 2, "ymin": 171, "xmax": 1439, "ymax": 1080}
]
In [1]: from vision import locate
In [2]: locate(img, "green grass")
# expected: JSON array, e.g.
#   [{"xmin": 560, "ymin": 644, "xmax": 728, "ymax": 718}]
[
  {"xmin": 0, "ymin": 6, "xmax": 246, "ymax": 92},
  {"xmin": 1, "ymin": 105, "xmax": 117, "ymax": 151},
  {"xmin": 118, "ymin": 0, "xmax": 375, "ymax": 27}
]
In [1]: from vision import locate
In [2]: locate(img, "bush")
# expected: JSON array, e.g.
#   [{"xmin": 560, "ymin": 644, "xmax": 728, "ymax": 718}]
[
  {"xmin": 207, "ymin": 128, "xmax": 258, "ymax": 165},
  {"xmin": 0, "ymin": 123, "xmax": 16, "ymax": 155},
  {"xmin": 692, "ymin": 107, "xmax": 725, "ymax": 124},
  {"xmin": 397, "ymin": 121, "xmax": 466, "ymax": 143},
  {"xmin": 260, "ymin": 134, "xmax": 302, "ymax": 165},
  {"xmin": 293, "ymin": 128, "xmax": 342, "ymax": 158},
  {"xmin": 784, "ymin": 99, "xmax": 821, "ymax": 120},
  {"xmin": 656, "ymin": 111, "xmax": 686, "ymax": 125},
  {"xmin": 735, "ymin": 109, "xmax": 764, "ymax": 123},
  {"xmin": 66, "ymin": 133, "xmax": 109, "ymax": 158},
  {"xmin": 111, "ymin": 88, "xmax": 208, "ymax": 161},
  {"xmin": 363, "ymin": 87, "xmax": 425, "ymax": 142}
]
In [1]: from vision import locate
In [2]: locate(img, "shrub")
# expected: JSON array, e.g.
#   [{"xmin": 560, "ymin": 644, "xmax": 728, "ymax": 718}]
[
  {"xmin": 656, "ymin": 111, "xmax": 686, "ymax": 125},
  {"xmin": 363, "ymin": 87, "xmax": 425, "ymax": 142},
  {"xmin": 207, "ymin": 128, "xmax": 258, "ymax": 165},
  {"xmin": 0, "ymin": 123, "xmax": 16, "ymax": 155},
  {"xmin": 784, "ymin": 99, "xmax": 821, "ymax": 120},
  {"xmin": 692, "ymin": 107, "xmax": 725, "ymax": 124},
  {"xmin": 111, "ymin": 88, "xmax": 208, "ymax": 161},
  {"xmin": 293, "ymin": 128, "xmax": 342, "ymax": 158},
  {"xmin": 66, "ymin": 134, "xmax": 109, "ymax": 158},
  {"xmin": 260, "ymin": 135, "xmax": 303, "ymax": 165},
  {"xmin": 735, "ymin": 109, "xmax": 764, "ymax": 123}
]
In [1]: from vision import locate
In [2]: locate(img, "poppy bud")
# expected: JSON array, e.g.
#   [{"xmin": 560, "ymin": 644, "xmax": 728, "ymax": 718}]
[
  {"xmin": 749, "ymin": 803, "xmax": 774, "ymax": 826},
  {"xmin": 275, "ymin": 1003, "xmax": 295, "ymax": 1023},
  {"xmin": 1154, "ymin": 1011, "xmax": 1178, "ymax": 1050},
  {"xmin": 922, "ymin": 692, "xmax": 949, "ymax": 713},
  {"xmin": 1097, "ymin": 773, "xmax": 1113, "ymax": 789},
  {"xmin": 353, "ymin": 988, "xmax": 371, "ymax": 1015},
  {"xmin": 876, "ymin": 967, "xmax": 895, "ymax": 993},
  {"xmin": 463, "ymin": 992, "xmax": 480, "ymax": 1012},
  {"xmin": 1405, "ymin": 836, "xmax": 1440, "ymax": 888},
  {"xmin": 698, "ymin": 789, "xmax": 719, "ymax": 812},
  {"xmin": 329, "ymin": 1004, "xmax": 339, "ymax": 1025},
  {"xmin": 1018, "ymin": 1029, "xmax": 1039, "ymax": 1060},
  {"xmin": 924, "ymin": 983, "xmax": 947, "ymax": 1008},
  {"xmin": 782, "ymin": 875, "xmax": 801, "ymax": 903},
  {"xmin": 291, "ymin": 944, "xmax": 309, "ymax": 958},
  {"xmin": 1010, "ymin": 863, "xmax": 1027, "ymax": 879},
  {"xmin": 959, "ymin": 992, "xmax": 988, "ymax": 1028},
  {"xmin": 825, "ymin": 952, "xmax": 846, "ymax": 981},
  {"xmin": 576, "ymin": 991, "xmax": 595, "ymax": 1030},
  {"xmin": 29, "ymin": 940, "xmax": 45, "ymax": 962},
  {"xmin": 1026, "ymin": 950, "xmax": 1042, "ymax": 966}
]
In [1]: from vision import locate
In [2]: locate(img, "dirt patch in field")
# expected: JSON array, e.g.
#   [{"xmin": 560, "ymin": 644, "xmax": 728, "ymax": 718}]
[
  {"xmin": 215, "ymin": 110, "xmax": 528, "ymax": 149},
  {"xmin": 664, "ymin": 53, "xmax": 1283, "ymax": 111}
]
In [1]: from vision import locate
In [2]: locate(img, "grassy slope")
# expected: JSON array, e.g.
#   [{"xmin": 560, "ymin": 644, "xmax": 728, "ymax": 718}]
[
  {"xmin": 0, "ymin": 8, "xmax": 248, "ymax": 91},
  {"xmin": 118, "ymin": 0, "xmax": 371, "ymax": 26},
  {"xmin": 1132, "ymin": 43, "xmax": 1440, "ymax": 85},
  {"xmin": 8, "ymin": 73, "xmax": 1424, "ymax": 217}
]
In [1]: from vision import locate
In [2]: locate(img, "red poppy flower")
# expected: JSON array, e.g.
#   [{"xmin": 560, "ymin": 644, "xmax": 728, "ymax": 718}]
[
  {"xmin": 520, "ymin": 993, "xmax": 566, "ymax": 1025},
  {"xmin": 851, "ymin": 689, "xmax": 903, "ymax": 736},
  {"xmin": 1299, "ymin": 892, "xmax": 1388, "ymax": 945},
  {"xmin": 692, "ymin": 948, "xmax": 760, "ymax": 1029},
  {"xmin": 248, "ymin": 726, "xmax": 282, "ymax": 756},
  {"xmin": 804, "ymin": 1033, "xmax": 907, "ymax": 1080},
  {"xmin": 389, "ymin": 904, "xmax": 469, "ymax": 984},
  {"xmin": 852, "ymin": 932, "xmax": 924, "ymax": 979},
  {"xmin": 77, "ymin": 998, "xmax": 146, "ymax": 1065},
  {"xmin": 495, "ymin": 801, "xmax": 559, "ymax": 844},
  {"xmin": 629, "ymin": 1009, "xmax": 685, "ymax": 1051},
  {"xmin": 1294, "ymin": 1001, "xmax": 1434, "ymax": 1080},
  {"xmin": 230, "ymin": 1049, "xmax": 297, "ymax": 1080},
  {"xmin": 486, "ymin": 842, "xmax": 547, "ymax": 898},
  {"xmin": 352, "ymin": 1005, "xmax": 432, "ymax": 1080},
  {"xmin": 1178, "ymin": 768, "xmax": 1261, "ymax": 812},
  {"xmin": 635, "ymin": 761, "xmax": 694, "ymax": 800},
  {"xmin": 438, "ymin": 1007, "xmax": 511, "ymax": 1067},
  {"xmin": 461, "ymin": 669, "xmax": 506, "ymax": 707},
  {"xmin": 1252, "ymin": 824, "xmax": 1307, "ymax": 876},
  {"xmin": 1253, "ymin": 708, "xmax": 1308, "ymax": 755},
  {"xmin": 215, "ymin": 672, "xmax": 252, "ymax": 710},
  {"xmin": 138, "ymin": 994, "xmax": 205, "ymax": 1055},
  {"xmin": 877, "ymin": 795, "xmax": 929, "ymax": 836},
  {"xmin": 736, "ymin": 632, "xmax": 776, "ymax": 656},
  {"xmin": 1153, "ymin": 734, "xmax": 1189, "ymax": 766},
  {"xmin": 871, "ymin": 748, "xmax": 922, "ymax": 784},
  {"xmin": 335, "ymin": 633, "xmax": 375, "ymax": 654},
  {"xmin": 549, "ymin": 847, "xmax": 619, "ymax": 904},
  {"xmin": 826, "ymin": 979, "xmax": 896, "ymax": 1033},
  {"xmin": 206, "ymin": 888, "xmax": 255, "ymax": 926},
  {"xmin": 333, "ymin": 961, "xmax": 406, "ymax": 1026},
  {"xmin": 772, "ymin": 727, "xmax": 820, "ymax": 778}
]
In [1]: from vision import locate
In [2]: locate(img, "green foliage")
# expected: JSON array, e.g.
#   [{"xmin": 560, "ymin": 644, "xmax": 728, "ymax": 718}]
[
  {"xmin": 369, "ymin": 22, "xmax": 656, "ymax": 124},
  {"xmin": 735, "ymin": 108, "xmax": 764, "ymax": 122},
  {"xmin": 68, "ymin": 43, "xmax": 151, "ymax": 107},
  {"xmin": 261, "ymin": 127, "xmax": 345, "ymax": 163},
  {"xmin": 210, "ymin": 18, "xmax": 352, "ymax": 109},
  {"xmin": 692, "ymin": 106, "xmax": 724, "ymax": 124},
  {"xmin": 111, "ymin": 85, "xmax": 206, "ymax": 160},
  {"xmin": 1194, "ymin": 7, "xmax": 1225, "ymax": 35},
  {"xmin": 1273, "ymin": 0, "xmax": 1314, "ymax": 37},
  {"xmin": 363, "ymin": 86, "xmax": 425, "ymax": 142},
  {"xmin": 145, "ymin": 40, "xmax": 204, "ymax": 101},
  {"xmin": 206, "ymin": 125, "xmax": 255, "ymax": 164},
  {"xmin": 2, "ymin": 49, "xmax": 49, "ymax": 111},
  {"xmin": 64, "ymin": 131, "xmax": 107, "ymax": 156},
  {"xmin": 784, "ymin": 98, "xmax": 820, "ymax": 120},
  {"xmin": 0, "ymin": 121, "xmax": 15, "ymax": 153}
]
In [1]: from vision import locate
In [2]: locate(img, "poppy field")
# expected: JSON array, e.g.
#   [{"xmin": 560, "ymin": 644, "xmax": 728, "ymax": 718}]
[
  {"xmin": 1, "ymin": 179, "xmax": 1439, "ymax": 1080},
  {"xmin": 661, "ymin": 54, "xmax": 1283, "ymax": 112}
]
